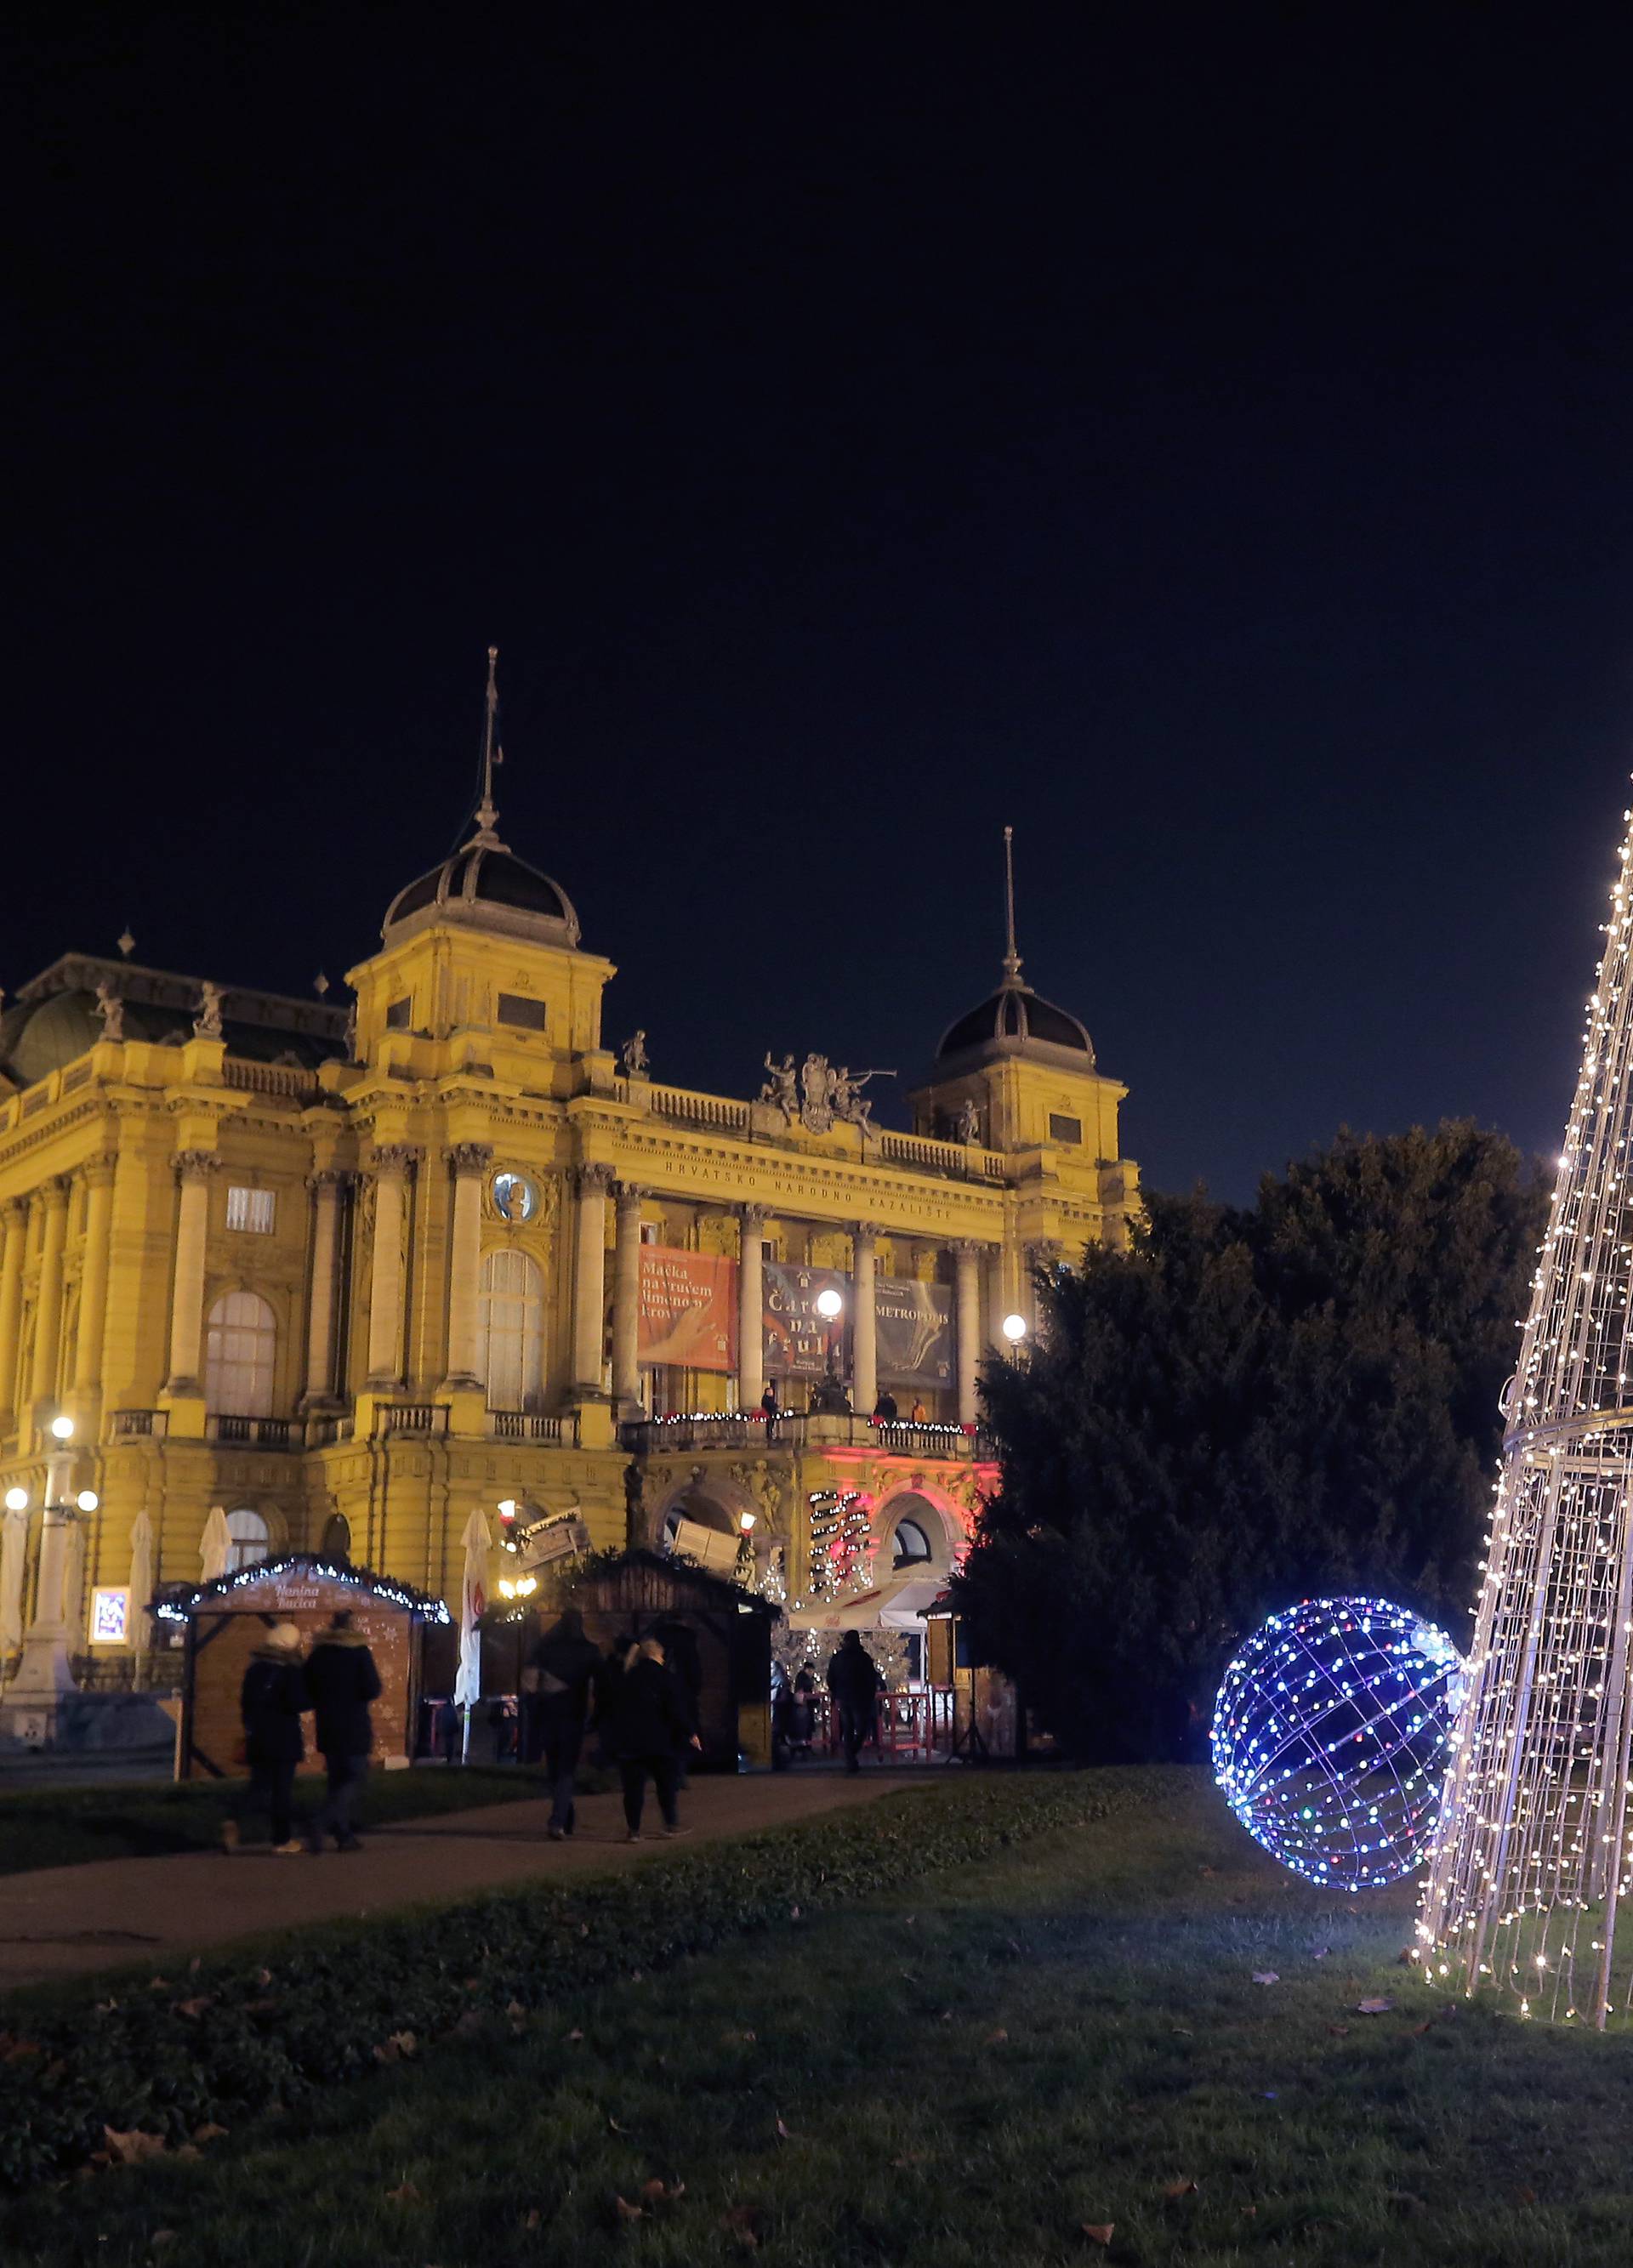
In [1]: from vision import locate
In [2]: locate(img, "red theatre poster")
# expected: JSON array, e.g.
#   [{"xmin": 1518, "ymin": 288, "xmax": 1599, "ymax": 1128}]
[{"xmin": 638, "ymin": 1247, "xmax": 738, "ymax": 1373}]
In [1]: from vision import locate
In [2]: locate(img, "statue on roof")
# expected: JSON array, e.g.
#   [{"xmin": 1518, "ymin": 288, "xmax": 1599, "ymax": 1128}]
[
  {"xmin": 760, "ymin": 1051, "xmax": 798, "ymax": 1120},
  {"xmin": 93, "ymin": 981, "xmax": 124, "ymax": 1043},
  {"xmin": 194, "ymin": 981, "xmax": 225, "ymax": 1040},
  {"xmin": 619, "ymin": 1030, "xmax": 649, "ymax": 1077}
]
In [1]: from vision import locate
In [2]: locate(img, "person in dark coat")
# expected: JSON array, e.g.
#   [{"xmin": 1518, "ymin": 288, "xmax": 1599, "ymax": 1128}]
[
  {"xmin": 527, "ymin": 1608, "xmax": 602, "ymax": 1839},
  {"xmin": 826, "ymin": 1631, "xmax": 882, "ymax": 1774},
  {"xmin": 303, "ymin": 1609, "xmax": 382, "ymax": 1852},
  {"xmin": 771, "ymin": 1665, "xmax": 817, "ymax": 1770},
  {"xmin": 223, "ymin": 1621, "xmax": 308, "ymax": 1854},
  {"xmin": 651, "ymin": 1613, "xmax": 703, "ymax": 1782},
  {"xmin": 605, "ymin": 1637, "xmax": 700, "ymax": 1839}
]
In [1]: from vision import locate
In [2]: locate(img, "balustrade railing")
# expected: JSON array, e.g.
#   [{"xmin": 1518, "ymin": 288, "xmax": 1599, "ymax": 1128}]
[
  {"xmin": 222, "ymin": 1057, "xmax": 319, "ymax": 1100},
  {"xmin": 111, "ymin": 1408, "xmax": 168, "ymax": 1440},
  {"xmin": 207, "ymin": 1414, "xmax": 295, "ymax": 1449},
  {"xmin": 621, "ymin": 1413, "xmax": 995, "ymax": 1459},
  {"xmin": 377, "ymin": 1401, "xmax": 449, "ymax": 1437},
  {"xmin": 490, "ymin": 1410, "xmax": 578, "ymax": 1445}
]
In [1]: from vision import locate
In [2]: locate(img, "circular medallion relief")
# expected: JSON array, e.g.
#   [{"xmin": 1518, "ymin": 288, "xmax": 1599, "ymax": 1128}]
[{"xmin": 492, "ymin": 1170, "xmax": 538, "ymax": 1224}]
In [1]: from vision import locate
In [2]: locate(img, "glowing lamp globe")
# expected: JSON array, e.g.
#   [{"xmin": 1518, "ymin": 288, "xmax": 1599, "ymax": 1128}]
[
  {"xmin": 816, "ymin": 1287, "xmax": 844, "ymax": 1320},
  {"xmin": 1210, "ymin": 1595, "xmax": 1466, "ymax": 1890}
]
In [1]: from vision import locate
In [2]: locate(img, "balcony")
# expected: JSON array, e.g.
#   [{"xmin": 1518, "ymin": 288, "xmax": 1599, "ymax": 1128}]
[
  {"xmin": 489, "ymin": 1410, "xmax": 578, "ymax": 1447},
  {"xmin": 206, "ymin": 1414, "xmax": 296, "ymax": 1450},
  {"xmin": 620, "ymin": 1413, "xmax": 998, "ymax": 1461},
  {"xmin": 374, "ymin": 1402, "xmax": 450, "ymax": 1439},
  {"xmin": 110, "ymin": 1409, "xmax": 168, "ymax": 1441}
]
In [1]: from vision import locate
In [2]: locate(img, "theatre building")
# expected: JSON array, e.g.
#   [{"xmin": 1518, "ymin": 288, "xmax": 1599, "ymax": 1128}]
[{"xmin": 0, "ymin": 668, "xmax": 1138, "ymax": 1734}]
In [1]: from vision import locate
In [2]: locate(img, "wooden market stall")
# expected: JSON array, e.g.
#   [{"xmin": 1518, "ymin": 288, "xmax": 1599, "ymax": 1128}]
[
  {"xmin": 543, "ymin": 1549, "xmax": 779, "ymax": 1768},
  {"xmin": 156, "ymin": 1555, "xmax": 451, "ymax": 1780}
]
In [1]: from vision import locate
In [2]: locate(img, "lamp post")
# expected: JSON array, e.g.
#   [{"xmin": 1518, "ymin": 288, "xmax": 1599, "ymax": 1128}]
[
  {"xmin": 1001, "ymin": 1313, "xmax": 1028, "ymax": 1344},
  {"xmin": 6, "ymin": 1415, "xmax": 99, "ymax": 1704}
]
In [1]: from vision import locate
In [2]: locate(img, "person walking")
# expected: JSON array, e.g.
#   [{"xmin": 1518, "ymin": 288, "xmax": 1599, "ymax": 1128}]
[
  {"xmin": 606, "ymin": 1636, "xmax": 700, "ymax": 1841},
  {"xmin": 528, "ymin": 1606, "xmax": 602, "ymax": 1839},
  {"xmin": 304, "ymin": 1609, "xmax": 382, "ymax": 1852},
  {"xmin": 826, "ymin": 1630, "xmax": 882, "ymax": 1774},
  {"xmin": 222, "ymin": 1620, "xmax": 307, "ymax": 1855},
  {"xmin": 651, "ymin": 1611, "xmax": 703, "ymax": 1783}
]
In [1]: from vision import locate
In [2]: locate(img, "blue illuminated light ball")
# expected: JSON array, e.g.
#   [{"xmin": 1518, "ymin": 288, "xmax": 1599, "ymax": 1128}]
[{"xmin": 1210, "ymin": 1594, "xmax": 1466, "ymax": 1890}]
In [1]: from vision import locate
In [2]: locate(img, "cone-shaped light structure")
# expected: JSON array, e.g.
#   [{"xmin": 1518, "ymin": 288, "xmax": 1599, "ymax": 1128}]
[{"xmin": 1423, "ymin": 787, "xmax": 1633, "ymax": 2026}]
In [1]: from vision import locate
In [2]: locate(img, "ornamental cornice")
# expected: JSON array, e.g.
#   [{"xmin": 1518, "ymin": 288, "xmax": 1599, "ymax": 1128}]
[
  {"xmin": 612, "ymin": 1179, "xmax": 646, "ymax": 1208},
  {"xmin": 306, "ymin": 1168, "xmax": 357, "ymax": 1196},
  {"xmin": 174, "ymin": 1150, "xmax": 224, "ymax": 1185},
  {"xmin": 371, "ymin": 1143, "xmax": 422, "ymax": 1178}
]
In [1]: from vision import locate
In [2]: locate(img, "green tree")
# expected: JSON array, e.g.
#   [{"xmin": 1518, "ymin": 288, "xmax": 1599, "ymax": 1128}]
[{"xmin": 952, "ymin": 1122, "xmax": 1548, "ymax": 1762}]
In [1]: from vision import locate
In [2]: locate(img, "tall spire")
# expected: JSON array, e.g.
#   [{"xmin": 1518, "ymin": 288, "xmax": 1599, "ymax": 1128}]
[
  {"xmin": 469, "ymin": 645, "xmax": 505, "ymax": 849},
  {"xmin": 1001, "ymin": 824, "xmax": 1023, "ymax": 984}
]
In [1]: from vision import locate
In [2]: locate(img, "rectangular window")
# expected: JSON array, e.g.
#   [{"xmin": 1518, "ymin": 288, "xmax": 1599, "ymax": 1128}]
[
  {"xmin": 385, "ymin": 997, "xmax": 413, "ymax": 1029},
  {"xmin": 1048, "ymin": 1113, "xmax": 1082, "ymax": 1146},
  {"xmin": 497, "ymin": 992, "xmax": 547, "ymax": 1032},
  {"xmin": 225, "ymin": 1186, "xmax": 276, "ymax": 1234}
]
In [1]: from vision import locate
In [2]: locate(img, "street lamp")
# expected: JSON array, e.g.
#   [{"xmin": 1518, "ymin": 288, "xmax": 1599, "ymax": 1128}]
[
  {"xmin": 7, "ymin": 1419, "xmax": 93, "ymax": 1702},
  {"xmin": 815, "ymin": 1287, "xmax": 844, "ymax": 1320},
  {"xmin": 3, "ymin": 1487, "xmax": 26, "ymax": 1514},
  {"xmin": 1001, "ymin": 1313, "xmax": 1028, "ymax": 1344},
  {"xmin": 49, "ymin": 1414, "xmax": 74, "ymax": 1441}
]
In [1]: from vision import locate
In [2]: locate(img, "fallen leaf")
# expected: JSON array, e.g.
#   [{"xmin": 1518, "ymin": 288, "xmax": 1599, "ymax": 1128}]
[
  {"xmin": 640, "ymin": 2178, "xmax": 686, "ymax": 2203},
  {"xmin": 103, "ymin": 2127, "xmax": 167, "ymax": 2165},
  {"xmin": 523, "ymin": 2208, "xmax": 542, "ymax": 2230},
  {"xmin": 1411, "ymin": 2020, "xmax": 1434, "ymax": 2036},
  {"xmin": 1386, "ymin": 2190, "xmax": 1428, "ymax": 2211},
  {"xmin": 1516, "ymin": 2186, "xmax": 1538, "ymax": 2206},
  {"xmin": 630, "ymin": 1970, "xmax": 643, "ymax": 1983},
  {"xmin": 463, "ymin": 1977, "xmax": 481, "ymax": 1992},
  {"xmin": 892, "ymin": 2151, "xmax": 928, "ymax": 2168},
  {"xmin": 173, "ymin": 1998, "xmax": 212, "ymax": 2020},
  {"xmin": 1327, "ymin": 2024, "xmax": 1351, "ymax": 2038},
  {"xmin": 242, "ymin": 1998, "xmax": 278, "ymax": 2015},
  {"xmin": 579, "ymin": 1923, "xmax": 590, "ymax": 1938},
  {"xmin": 254, "ymin": 1968, "xmax": 272, "ymax": 1986},
  {"xmin": 385, "ymin": 2180, "xmax": 422, "ymax": 2204},
  {"xmin": 775, "ymin": 2115, "xmax": 798, "ymax": 2141},
  {"xmin": 614, "ymin": 2196, "xmax": 645, "ymax": 2223},
  {"xmin": 1241, "ymin": 2204, "xmax": 1257, "ymax": 2218},
  {"xmin": 151, "ymin": 2234, "xmax": 177, "ymax": 2249},
  {"xmin": 609, "ymin": 2117, "xmax": 629, "ymax": 2134},
  {"xmin": 94, "ymin": 2000, "xmax": 118, "ymax": 2014},
  {"xmin": 790, "ymin": 1905, "xmax": 800, "ymax": 1920},
  {"xmin": 2, "ymin": 2038, "xmax": 41, "ymax": 2062},
  {"xmin": 174, "ymin": 2145, "xmax": 202, "ymax": 2162},
  {"xmin": 1007, "ymin": 1936, "xmax": 1021, "ymax": 1953},
  {"xmin": 1169, "ymin": 2026, "xmax": 1194, "ymax": 2038},
  {"xmin": 1312, "ymin": 1947, "xmax": 1331, "ymax": 1960},
  {"xmin": 193, "ymin": 2123, "xmax": 229, "ymax": 2144},
  {"xmin": 451, "ymin": 2010, "xmax": 486, "ymax": 2038},
  {"xmin": 986, "ymin": 2028, "xmax": 1010, "ymax": 2045},
  {"xmin": 722, "ymin": 2203, "xmax": 761, "ymax": 2249},
  {"xmin": 1356, "ymin": 1998, "xmax": 1395, "ymax": 2015},
  {"xmin": 1198, "ymin": 1864, "xmax": 1216, "ymax": 1876},
  {"xmin": 188, "ymin": 1957, "xmax": 201, "ymax": 1975},
  {"xmin": 567, "ymin": 2028, "xmax": 584, "ymax": 2043},
  {"xmin": 1252, "ymin": 1971, "xmax": 1279, "ymax": 1986},
  {"xmin": 1082, "ymin": 2224, "xmax": 1115, "ymax": 2246},
  {"xmin": 146, "ymin": 1978, "xmax": 169, "ymax": 1992},
  {"xmin": 1162, "ymin": 2177, "xmax": 1198, "ymax": 2197}
]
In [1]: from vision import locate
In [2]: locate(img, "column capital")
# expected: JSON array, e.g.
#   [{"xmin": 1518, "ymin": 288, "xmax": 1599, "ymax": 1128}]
[
  {"xmin": 739, "ymin": 1202, "xmax": 770, "ymax": 1232},
  {"xmin": 82, "ymin": 1156, "xmax": 117, "ymax": 1191},
  {"xmin": 372, "ymin": 1142, "xmax": 420, "ymax": 1178},
  {"xmin": 306, "ymin": 1167, "xmax": 356, "ymax": 1196},
  {"xmin": 851, "ymin": 1220, "xmax": 879, "ymax": 1247},
  {"xmin": 950, "ymin": 1236, "xmax": 987, "ymax": 1261},
  {"xmin": 613, "ymin": 1179, "xmax": 646, "ymax": 1209},
  {"xmin": 172, "ymin": 1151, "xmax": 222, "ymax": 1185},
  {"xmin": 576, "ymin": 1161, "xmax": 616, "ymax": 1197},
  {"xmin": 41, "ymin": 1174, "xmax": 74, "ymax": 1207},
  {"xmin": 444, "ymin": 1141, "xmax": 495, "ymax": 1177},
  {"xmin": 2, "ymin": 1197, "xmax": 29, "ymax": 1230},
  {"xmin": 1025, "ymin": 1237, "xmax": 1063, "ymax": 1269}
]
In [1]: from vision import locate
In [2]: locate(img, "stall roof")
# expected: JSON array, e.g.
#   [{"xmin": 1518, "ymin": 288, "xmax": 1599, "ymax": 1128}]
[
  {"xmin": 153, "ymin": 1553, "xmax": 452, "ymax": 1624},
  {"xmin": 562, "ymin": 1549, "xmax": 781, "ymax": 1621}
]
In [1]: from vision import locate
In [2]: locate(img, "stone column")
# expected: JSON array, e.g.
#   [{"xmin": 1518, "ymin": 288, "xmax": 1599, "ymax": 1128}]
[
  {"xmin": 9, "ymin": 1437, "xmax": 81, "ymax": 1697},
  {"xmin": 611, "ymin": 1183, "xmax": 646, "ymax": 1413},
  {"xmin": 31, "ymin": 1178, "xmax": 72, "ymax": 1412},
  {"xmin": 953, "ymin": 1238, "xmax": 983, "ymax": 1425},
  {"xmin": 571, "ymin": 1162, "xmax": 614, "ymax": 1393},
  {"xmin": 71, "ymin": 1159, "xmax": 117, "ymax": 1400},
  {"xmin": 302, "ymin": 1169, "xmax": 350, "ymax": 1405},
  {"xmin": 162, "ymin": 1153, "xmax": 219, "ymax": 1399},
  {"xmin": 851, "ymin": 1222, "xmax": 879, "ymax": 1417},
  {"xmin": 737, "ymin": 1204, "xmax": 767, "ymax": 1410},
  {"xmin": 441, "ymin": 1143, "xmax": 493, "ymax": 1390},
  {"xmin": 0, "ymin": 1198, "xmax": 27, "ymax": 1424},
  {"xmin": 366, "ymin": 1145, "xmax": 417, "ymax": 1386}
]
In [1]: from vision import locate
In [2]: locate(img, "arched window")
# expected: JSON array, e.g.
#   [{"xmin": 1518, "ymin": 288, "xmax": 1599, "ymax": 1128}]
[
  {"xmin": 225, "ymin": 1507, "xmax": 270, "ymax": 1573},
  {"xmin": 204, "ymin": 1291, "xmax": 276, "ymax": 1416},
  {"xmin": 893, "ymin": 1517, "xmax": 932, "ymax": 1570},
  {"xmin": 480, "ymin": 1249, "xmax": 544, "ymax": 1411}
]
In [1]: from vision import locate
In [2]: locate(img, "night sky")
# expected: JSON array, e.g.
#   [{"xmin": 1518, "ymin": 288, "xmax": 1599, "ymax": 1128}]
[{"xmin": 10, "ymin": 9, "xmax": 1633, "ymax": 1199}]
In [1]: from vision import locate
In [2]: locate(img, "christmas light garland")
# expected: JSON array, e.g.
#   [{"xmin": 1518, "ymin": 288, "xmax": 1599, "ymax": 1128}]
[
  {"xmin": 1211, "ymin": 1595, "xmax": 1465, "ymax": 1891},
  {"xmin": 152, "ymin": 1553, "xmax": 452, "ymax": 1624}
]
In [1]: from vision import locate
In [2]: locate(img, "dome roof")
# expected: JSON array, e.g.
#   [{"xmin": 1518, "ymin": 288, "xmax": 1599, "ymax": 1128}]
[
  {"xmin": 383, "ymin": 841, "xmax": 580, "ymax": 949},
  {"xmin": 936, "ymin": 978, "xmax": 1094, "ymax": 1066}
]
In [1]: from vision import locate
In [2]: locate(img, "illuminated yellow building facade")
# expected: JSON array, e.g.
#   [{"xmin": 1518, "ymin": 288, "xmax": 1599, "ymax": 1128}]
[{"xmin": 0, "ymin": 667, "xmax": 1137, "ymax": 1732}]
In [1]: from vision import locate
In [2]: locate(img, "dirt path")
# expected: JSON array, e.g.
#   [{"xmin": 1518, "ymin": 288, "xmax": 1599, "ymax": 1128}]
[{"xmin": 0, "ymin": 1770, "xmax": 932, "ymax": 1992}]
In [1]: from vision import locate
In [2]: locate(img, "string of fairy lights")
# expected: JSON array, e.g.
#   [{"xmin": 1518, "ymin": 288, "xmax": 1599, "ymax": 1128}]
[
  {"xmin": 152, "ymin": 1554, "xmax": 452, "ymax": 1624},
  {"xmin": 1419, "ymin": 787, "xmax": 1633, "ymax": 2026},
  {"xmin": 798, "ymin": 1489, "xmax": 873, "ymax": 1608}
]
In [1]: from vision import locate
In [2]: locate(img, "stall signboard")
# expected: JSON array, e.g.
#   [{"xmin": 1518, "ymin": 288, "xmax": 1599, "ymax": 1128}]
[
  {"xmin": 763, "ymin": 1263, "xmax": 849, "ymax": 1380},
  {"xmin": 638, "ymin": 1247, "xmax": 738, "ymax": 1373},
  {"xmin": 875, "ymin": 1277, "xmax": 953, "ymax": 1390}
]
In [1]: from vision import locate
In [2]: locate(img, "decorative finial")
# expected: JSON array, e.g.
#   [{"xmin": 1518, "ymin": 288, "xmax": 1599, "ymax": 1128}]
[
  {"xmin": 471, "ymin": 645, "xmax": 504, "ymax": 848},
  {"xmin": 313, "ymin": 971, "xmax": 330, "ymax": 998},
  {"xmin": 117, "ymin": 928, "xmax": 135, "ymax": 958},
  {"xmin": 1001, "ymin": 824, "xmax": 1022, "ymax": 983}
]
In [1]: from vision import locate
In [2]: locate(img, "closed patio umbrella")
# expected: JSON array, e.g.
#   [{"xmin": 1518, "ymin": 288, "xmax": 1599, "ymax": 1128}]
[
  {"xmin": 199, "ymin": 1505, "xmax": 231, "ymax": 1584},
  {"xmin": 453, "ymin": 1508, "xmax": 490, "ymax": 1762},
  {"xmin": 127, "ymin": 1509, "xmax": 154, "ymax": 1653}
]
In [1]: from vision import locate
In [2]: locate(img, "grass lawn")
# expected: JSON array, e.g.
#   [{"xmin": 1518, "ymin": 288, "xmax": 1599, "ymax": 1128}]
[
  {"xmin": 0, "ymin": 1764, "xmax": 595, "ymax": 1874},
  {"xmin": 6, "ymin": 1768, "xmax": 1633, "ymax": 2266}
]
